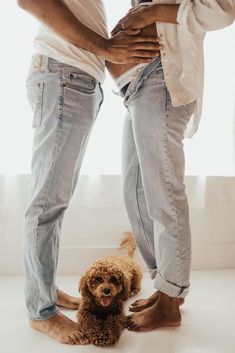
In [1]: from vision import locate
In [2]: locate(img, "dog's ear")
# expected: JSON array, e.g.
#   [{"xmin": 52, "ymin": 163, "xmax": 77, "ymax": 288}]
[
  {"xmin": 79, "ymin": 273, "xmax": 91, "ymax": 297},
  {"xmin": 120, "ymin": 274, "xmax": 131, "ymax": 301}
]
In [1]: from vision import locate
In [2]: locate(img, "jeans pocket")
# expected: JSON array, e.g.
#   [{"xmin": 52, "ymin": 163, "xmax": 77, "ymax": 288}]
[
  {"xmin": 63, "ymin": 72, "xmax": 97, "ymax": 96},
  {"xmin": 27, "ymin": 82, "xmax": 44, "ymax": 128}
]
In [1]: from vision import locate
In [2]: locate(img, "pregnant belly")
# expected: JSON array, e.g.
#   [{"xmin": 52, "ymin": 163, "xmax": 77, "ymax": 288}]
[{"xmin": 106, "ymin": 23, "xmax": 158, "ymax": 79}]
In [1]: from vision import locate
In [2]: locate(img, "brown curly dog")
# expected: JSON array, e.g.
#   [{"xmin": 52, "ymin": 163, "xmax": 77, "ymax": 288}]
[{"xmin": 76, "ymin": 232, "xmax": 142, "ymax": 346}]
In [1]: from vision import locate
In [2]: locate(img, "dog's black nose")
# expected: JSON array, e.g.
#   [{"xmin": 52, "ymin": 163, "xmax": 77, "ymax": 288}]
[{"xmin": 103, "ymin": 288, "xmax": 111, "ymax": 295}]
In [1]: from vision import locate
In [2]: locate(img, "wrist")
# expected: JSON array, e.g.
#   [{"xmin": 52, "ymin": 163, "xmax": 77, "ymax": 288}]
[
  {"xmin": 150, "ymin": 4, "xmax": 159, "ymax": 23},
  {"xmin": 95, "ymin": 37, "xmax": 110, "ymax": 60},
  {"xmin": 150, "ymin": 4, "xmax": 179, "ymax": 24}
]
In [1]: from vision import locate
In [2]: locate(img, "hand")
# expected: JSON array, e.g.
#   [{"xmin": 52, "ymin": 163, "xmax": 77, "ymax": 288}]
[
  {"xmin": 104, "ymin": 29, "xmax": 161, "ymax": 64},
  {"xmin": 112, "ymin": 5, "xmax": 155, "ymax": 36}
]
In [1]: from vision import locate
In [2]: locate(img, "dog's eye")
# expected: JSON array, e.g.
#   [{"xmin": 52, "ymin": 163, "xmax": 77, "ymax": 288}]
[
  {"xmin": 109, "ymin": 276, "xmax": 119, "ymax": 284},
  {"xmin": 95, "ymin": 277, "xmax": 103, "ymax": 283}
]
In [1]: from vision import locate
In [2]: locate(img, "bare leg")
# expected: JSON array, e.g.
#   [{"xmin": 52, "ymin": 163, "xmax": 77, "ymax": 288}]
[
  {"xmin": 56, "ymin": 289, "xmax": 80, "ymax": 310},
  {"xmin": 30, "ymin": 312, "xmax": 88, "ymax": 345},
  {"xmin": 129, "ymin": 290, "xmax": 184, "ymax": 312},
  {"xmin": 126, "ymin": 292, "xmax": 181, "ymax": 332}
]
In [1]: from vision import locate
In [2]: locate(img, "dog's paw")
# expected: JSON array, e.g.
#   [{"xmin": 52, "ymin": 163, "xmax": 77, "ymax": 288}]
[
  {"xmin": 130, "ymin": 289, "xmax": 139, "ymax": 297},
  {"xmin": 123, "ymin": 316, "xmax": 129, "ymax": 329},
  {"xmin": 77, "ymin": 333, "xmax": 89, "ymax": 345}
]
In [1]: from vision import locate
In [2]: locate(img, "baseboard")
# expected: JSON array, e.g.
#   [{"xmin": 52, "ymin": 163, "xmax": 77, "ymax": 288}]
[{"xmin": 1, "ymin": 243, "xmax": 235, "ymax": 276}]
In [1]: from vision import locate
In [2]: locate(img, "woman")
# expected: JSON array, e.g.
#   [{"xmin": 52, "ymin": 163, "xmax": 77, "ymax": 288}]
[{"xmin": 107, "ymin": 0, "xmax": 234, "ymax": 332}]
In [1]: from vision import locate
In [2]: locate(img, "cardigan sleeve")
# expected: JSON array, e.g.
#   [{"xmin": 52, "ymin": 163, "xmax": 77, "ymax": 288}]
[{"xmin": 177, "ymin": 0, "xmax": 235, "ymax": 34}]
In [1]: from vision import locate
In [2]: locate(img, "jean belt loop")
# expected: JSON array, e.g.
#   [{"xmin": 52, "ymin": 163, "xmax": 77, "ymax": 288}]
[
  {"xmin": 33, "ymin": 54, "xmax": 43, "ymax": 70},
  {"xmin": 44, "ymin": 56, "xmax": 50, "ymax": 73}
]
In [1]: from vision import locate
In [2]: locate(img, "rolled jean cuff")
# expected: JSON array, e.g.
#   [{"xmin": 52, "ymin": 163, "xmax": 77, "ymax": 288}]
[
  {"xmin": 154, "ymin": 273, "xmax": 190, "ymax": 298},
  {"xmin": 28, "ymin": 305, "xmax": 60, "ymax": 321},
  {"xmin": 148, "ymin": 268, "xmax": 158, "ymax": 280}
]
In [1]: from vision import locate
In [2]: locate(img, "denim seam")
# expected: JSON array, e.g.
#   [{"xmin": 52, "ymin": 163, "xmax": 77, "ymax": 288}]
[
  {"xmin": 174, "ymin": 102, "xmax": 192, "ymax": 286},
  {"xmin": 27, "ymin": 69, "xmax": 47, "ymax": 314},
  {"xmin": 30, "ymin": 213, "xmax": 42, "ymax": 314},
  {"xmin": 70, "ymin": 84, "xmax": 103, "ymax": 199},
  {"xmin": 164, "ymin": 90, "xmax": 191, "ymax": 289},
  {"xmin": 35, "ymin": 75, "xmax": 64, "ymax": 267},
  {"xmin": 52, "ymin": 216, "xmax": 62, "ymax": 292},
  {"xmin": 32, "ymin": 119, "xmax": 63, "ymax": 311},
  {"xmin": 31, "ymin": 75, "xmax": 63, "ymax": 317},
  {"xmin": 58, "ymin": 75, "xmax": 64, "ymax": 119},
  {"xmin": 39, "ymin": 122, "xmax": 62, "ymax": 214},
  {"xmin": 161, "ymin": 89, "xmax": 182, "ymax": 287},
  {"xmin": 135, "ymin": 163, "xmax": 153, "ymax": 258},
  {"xmin": 29, "ymin": 72, "xmax": 60, "ymax": 316}
]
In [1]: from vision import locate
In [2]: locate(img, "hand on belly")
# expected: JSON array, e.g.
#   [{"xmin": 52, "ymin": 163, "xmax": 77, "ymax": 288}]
[{"xmin": 106, "ymin": 23, "xmax": 159, "ymax": 79}]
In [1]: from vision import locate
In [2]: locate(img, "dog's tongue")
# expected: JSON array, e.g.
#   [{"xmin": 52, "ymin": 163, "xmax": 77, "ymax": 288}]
[{"xmin": 102, "ymin": 296, "xmax": 112, "ymax": 306}]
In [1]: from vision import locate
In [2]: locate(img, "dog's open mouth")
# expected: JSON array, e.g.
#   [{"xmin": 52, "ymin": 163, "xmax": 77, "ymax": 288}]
[{"xmin": 101, "ymin": 296, "xmax": 112, "ymax": 307}]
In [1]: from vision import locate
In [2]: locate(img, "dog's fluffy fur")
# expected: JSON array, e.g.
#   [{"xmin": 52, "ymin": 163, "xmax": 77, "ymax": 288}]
[{"xmin": 76, "ymin": 232, "xmax": 142, "ymax": 346}]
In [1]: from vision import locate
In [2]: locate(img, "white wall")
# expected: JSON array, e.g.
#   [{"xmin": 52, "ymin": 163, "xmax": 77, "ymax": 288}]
[
  {"xmin": 1, "ymin": 3, "xmax": 235, "ymax": 176},
  {"xmin": 1, "ymin": 2, "xmax": 235, "ymax": 276},
  {"xmin": 1, "ymin": 175, "xmax": 235, "ymax": 275}
]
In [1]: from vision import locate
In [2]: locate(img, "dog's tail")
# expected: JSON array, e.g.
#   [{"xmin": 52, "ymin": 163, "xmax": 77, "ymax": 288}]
[{"xmin": 119, "ymin": 231, "xmax": 136, "ymax": 257}]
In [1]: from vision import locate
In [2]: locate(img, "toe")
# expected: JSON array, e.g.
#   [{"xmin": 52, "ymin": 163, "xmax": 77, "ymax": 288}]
[
  {"xmin": 127, "ymin": 323, "xmax": 139, "ymax": 331},
  {"xmin": 126, "ymin": 314, "xmax": 134, "ymax": 320},
  {"xmin": 130, "ymin": 300, "xmax": 140, "ymax": 307},
  {"xmin": 129, "ymin": 306, "xmax": 144, "ymax": 312},
  {"xmin": 72, "ymin": 334, "xmax": 83, "ymax": 345},
  {"xmin": 78, "ymin": 337, "xmax": 89, "ymax": 345},
  {"xmin": 66, "ymin": 336, "xmax": 76, "ymax": 345},
  {"xmin": 74, "ymin": 331, "xmax": 87, "ymax": 345},
  {"xmin": 126, "ymin": 318, "xmax": 134, "ymax": 326},
  {"xmin": 126, "ymin": 317, "xmax": 135, "ymax": 328}
]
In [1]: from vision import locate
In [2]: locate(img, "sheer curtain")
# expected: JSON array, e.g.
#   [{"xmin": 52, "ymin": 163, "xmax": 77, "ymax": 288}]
[{"xmin": 0, "ymin": 1, "xmax": 235, "ymax": 275}]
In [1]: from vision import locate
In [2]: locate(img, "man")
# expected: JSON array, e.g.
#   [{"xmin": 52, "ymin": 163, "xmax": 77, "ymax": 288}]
[
  {"xmin": 17, "ymin": 0, "xmax": 160, "ymax": 345},
  {"xmin": 107, "ymin": 0, "xmax": 235, "ymax": 332}
]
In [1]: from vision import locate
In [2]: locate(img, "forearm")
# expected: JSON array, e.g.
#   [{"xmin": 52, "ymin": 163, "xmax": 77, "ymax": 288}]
[
  {"xmin": 18, "ymin": 0, "xmax": 161, "ymax": 64},
  {"xmin": 17, "ymin": 0, "xmax": 106, "ymax": 57},
  {"xmin": 149, "ymin": 4, "xmax": 180, "ymax": 24}
]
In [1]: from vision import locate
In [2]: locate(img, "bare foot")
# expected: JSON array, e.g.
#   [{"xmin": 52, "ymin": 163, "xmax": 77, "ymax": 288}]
[
  {"xmin": 126, "ymin": 292, "xmax": 181, "ymax": 332},
  {"xmin": 129, "ymin": 290, "xmax": 184, "ymax": 312},
  {"xmin": 30, "ymin": 312, "xmax": 88, "ymax": 344},
  {"xmin": 56, "ymin": 289, "xmax": 80, "ymax": 310}
]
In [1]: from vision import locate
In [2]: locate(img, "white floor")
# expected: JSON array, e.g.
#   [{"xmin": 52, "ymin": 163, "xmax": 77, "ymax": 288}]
[{"xmin": 0, "ymin": 270, "xmax": 235, "ymax": 353}]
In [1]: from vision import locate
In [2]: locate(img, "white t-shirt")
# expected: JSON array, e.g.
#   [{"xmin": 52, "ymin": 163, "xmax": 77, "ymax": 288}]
[{"xmin": 34, "ymin": 0, "xmax": 109, "ymax": 83}]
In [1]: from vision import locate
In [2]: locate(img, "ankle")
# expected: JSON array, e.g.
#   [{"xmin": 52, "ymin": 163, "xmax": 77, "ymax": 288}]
[{"xmin": 158, "ymin": 292, "xmax": 180, "ymax": 314}]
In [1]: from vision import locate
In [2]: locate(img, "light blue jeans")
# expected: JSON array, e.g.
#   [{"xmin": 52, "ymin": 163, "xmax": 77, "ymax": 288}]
[
  {"xmin": 122, "ymin": 58, "xmax": 195, "ymax": 298},
  {"xmin": 24, "ymin": 55, "xmax": 103, "ymax": 320}
]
